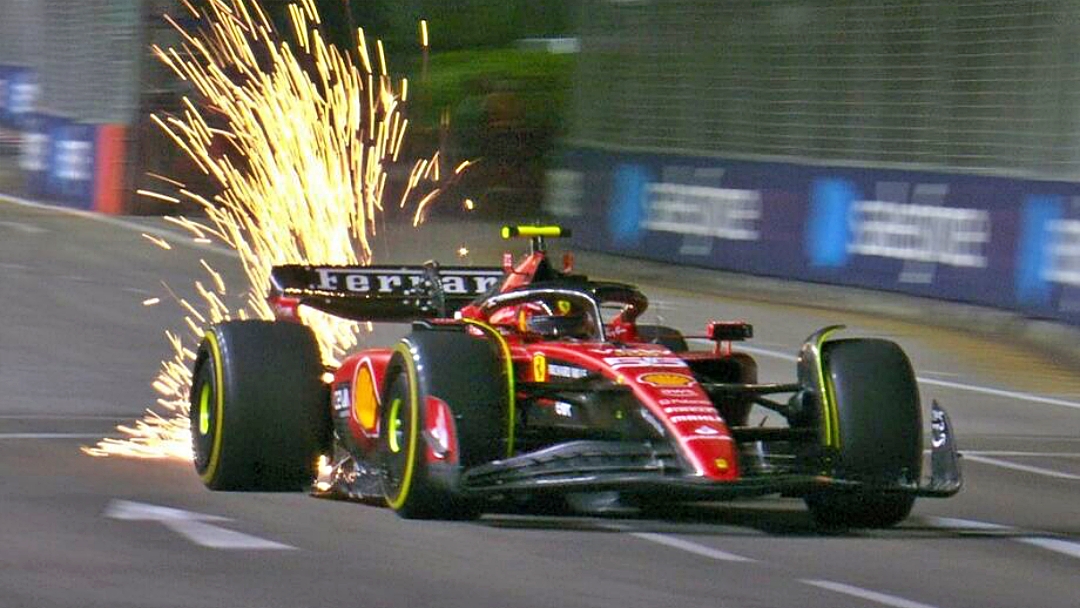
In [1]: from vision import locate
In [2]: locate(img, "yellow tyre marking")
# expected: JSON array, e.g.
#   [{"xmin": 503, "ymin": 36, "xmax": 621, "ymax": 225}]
[
  {"xmin": 461, "ymin": 319, "xmax": 516, "ymax": 458},
  {"xmin": 198, "ymin": 383, "xmax": 211, "ymax": 435},
  {"xmin": 814, "ymin": 327, "xmax": 843, "ymax": 449},
  {"xmin": 386, "ymin": 342, "xmax": 420, "ymax": 511},
  {"xmin": 387, "ymin": 398, "xmax": 403, "ymax": 453},
  {"xmin": 199, "ymin": 330, "xmax": 226, "ymax": 485}
]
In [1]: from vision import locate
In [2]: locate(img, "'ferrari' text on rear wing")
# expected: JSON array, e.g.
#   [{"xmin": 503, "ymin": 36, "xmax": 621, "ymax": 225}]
[{"xmin": 269, "ymin": 264, "xmax": 505, "ymax": 322}]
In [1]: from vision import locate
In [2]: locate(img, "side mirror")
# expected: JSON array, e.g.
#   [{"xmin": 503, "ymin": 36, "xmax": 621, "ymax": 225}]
[{"xmin": 707, "ymin": 321, "xmax": 753, "ymax": 341}]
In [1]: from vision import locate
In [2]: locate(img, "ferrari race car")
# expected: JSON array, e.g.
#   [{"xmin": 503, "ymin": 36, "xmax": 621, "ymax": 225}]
[{"xmin": 189, "ymin": 225, "xmax": 961, "ymax": 527}]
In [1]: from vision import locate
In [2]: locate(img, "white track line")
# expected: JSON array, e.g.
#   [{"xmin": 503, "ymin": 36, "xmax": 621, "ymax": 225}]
[
  {"xmin": 599, "ymin": 523, "xmax": 755, "ymax": 562},
  {"xmin": 0, "ymin": 415, "xmax": 134, "ymax": 420},
  {"xmin": 1019, "ymin": 538, "xmax": 1080, "ymax": 559},
  {"xmin": 962, "ymin": 455, "xmax": 1080, "ymax": 481},
  {"xmin": 926, "ymin": 517, "xmax": 1080, "ymax": 561},
  {"xmin": 0, "ymin": 433, "xmax": 122, "ymax": 439},
  {"xmin": 0, "ymin": 193, "xmax": 236, "ymax": 257},
  {"xmin": 963, "ymin": 450, "xmax": 1080, "ymax": 458},
  {"xmin": 625, "ymin": 531, "xmax": 756, "ymax": 562},
  {"xmin": 801, "ymin": 579, "xmax": 942, "ymax": 608},
  {"xmin": 739, "ymin": 345, "xmax": 1080, "ymax": 411}
]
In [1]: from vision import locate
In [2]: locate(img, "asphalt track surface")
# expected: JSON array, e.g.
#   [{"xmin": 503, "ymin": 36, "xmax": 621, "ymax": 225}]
[{"xmin": 3, "ymin": 198, "xmax": 1080, "ymax": 608}]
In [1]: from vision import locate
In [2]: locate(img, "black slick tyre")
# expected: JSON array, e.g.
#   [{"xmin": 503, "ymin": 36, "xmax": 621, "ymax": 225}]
[
  {"xmin": 805, "ymin": 338, "xmax": 921, "ymax": 529},
  {"xmin": 381, "ymin": 329, "xmax": 508, "ymax": 520},
  {"xmin": 190, "ymin": 320, "xmax": 328, "ymax": 491},
  {"xmin": 636, "ymin": 324, "xmax": 688, "ymax": 352}
]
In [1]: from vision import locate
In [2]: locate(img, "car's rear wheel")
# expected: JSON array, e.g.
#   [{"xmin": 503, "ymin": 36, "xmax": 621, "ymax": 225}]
[
  {"xmin": 381, "ymin": 329, "xmax": 508, "ymax": 519},
  {"xmin": 190, "ymin": 320, "xmax": 328, "ymax": 491},
  {"xmin": 804, "ymin": 338, "xmax": 921, "ymax": 529}
]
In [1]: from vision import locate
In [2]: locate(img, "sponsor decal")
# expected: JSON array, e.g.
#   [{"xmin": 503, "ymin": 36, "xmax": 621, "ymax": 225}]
[
  {"xmin": 658, "ymin": 398, "xmax": 714, "ymax": 406},
  {"xmin": 545, "ymin": 168, "xmax": 584, "ymax": 218},
  {"xmin": 609, "ymin": 163, "xmax": 651, "ymax": 247},
  {"xmin": 332, "ymin": 385, "xmax": 351, "ymax": 415},
  {"xmin": 638, "ymin": 372, "xmax": 696, "ymax": 387},
  {"xmin": 589, "ymin": 347, "xmax": 667, "ymax": 356},
  {"xmin": 693, "ymin": 425, "xmax": 720, "ymax": 435},
  {"xmin": 930, "ymin": 406, "xmax": 949, "ymax": 449},
  {"xmin": 1045, "ymin": 219, "xmax": 1080, "ymax": 287},
  {"xmin": 532, "ymin": 352, "xmax": 547, "ymax": 382},
  {"xmin": 554, "ymin": 401, "xmax": 573, "ymax": 417},
  {"xmin": 1015, "ymin": 195, "xmax": 1080, "ymax": 307},
  {"xmin": 659, "ymin": 387, "xmax": 697, "ymax": 397},
  {"xmin": 644, "ymin": 182, "xmax": 762, "ymax": 242},
  {"xmin": 604, "ymin": 356, "xmax": 685, "ymax": 370},
  {"xmin": 548, "ymin": 363, "xmax": 589, "ymax": 379},
  {"xmin": 310, "ymin": 267, "xmax": 502, "ymax": 296},
  {"xmin": 352, "ymin": 360, "xmax": 379, "ymax": 430},
  {"xmin": 55, "ymin": 138, "xmax": 93, "ymax": 182},
  {"xmin": 20, "ymin": 131, "xmax": 48, "ymax": 172},
  {"xmin": 662, "ymin": 405, "xmax": 718, "ymax": 415},
  {"xmin": 671, "ymin": 414, "xmax": 721, "ymax": 424},
  {"xmin": 808, "ymin": 179, "xmax": 991, "ymax": 283}
]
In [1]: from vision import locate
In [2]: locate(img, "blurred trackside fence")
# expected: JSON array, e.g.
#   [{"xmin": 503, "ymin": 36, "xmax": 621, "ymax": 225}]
[
  {"xmin": 549, "ymin": 0, "xmax": 1080, "ymax": 326},
  {"xmin": 0, "ymin": 0, "xmax": 204, "ymax": 214},
  {"xmin": 0, "ymin": 0, "xmax": 144, "ymax": 213}
]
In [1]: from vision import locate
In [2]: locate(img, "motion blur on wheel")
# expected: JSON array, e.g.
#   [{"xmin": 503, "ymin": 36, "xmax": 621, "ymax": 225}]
[{"xmin": 189, "ymin": 225, "xmax": 961, "ymax": 529}]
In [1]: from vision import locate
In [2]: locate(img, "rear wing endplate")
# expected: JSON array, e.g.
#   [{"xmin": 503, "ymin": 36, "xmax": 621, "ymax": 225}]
[{"xmin": 270, "ymin": 264, "xmax": 505, "ymax": 322}]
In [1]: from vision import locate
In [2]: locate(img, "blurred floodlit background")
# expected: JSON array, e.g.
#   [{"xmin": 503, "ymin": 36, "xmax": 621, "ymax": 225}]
[{"xmin": 4, "ymin": 1, "xmax": 1080, "ymax": 217}]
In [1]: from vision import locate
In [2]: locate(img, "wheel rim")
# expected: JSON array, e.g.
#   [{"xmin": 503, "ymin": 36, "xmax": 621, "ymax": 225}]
[
  {"xmin": 191, "ymin": 364, "xmax": 217, "ymax": 475},
  {"xmin": 387, "ymin": 397, "xmax": 404, "ymax": 454},
  {"xmin": 198, "ymin": 383, "xmax": 212, "ymax": 435},
  {"xmin": 382, "ymin": 374, "xmax": 412, "ymax": 498}
]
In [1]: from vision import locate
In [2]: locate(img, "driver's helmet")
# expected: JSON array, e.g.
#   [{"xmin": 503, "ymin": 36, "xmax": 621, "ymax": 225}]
[{"xmin": 491, "ymin": 298, "xmax": 593, "ymax": 339}]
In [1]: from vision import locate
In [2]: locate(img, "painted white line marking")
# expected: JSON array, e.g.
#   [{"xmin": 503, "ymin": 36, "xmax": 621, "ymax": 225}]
[
  {"xmin": 0, "ymin": 415, "xmax": 134, "ymax": 420},
  {"xmin": 963, "ymin": 455, "xmax": 1080, "ymax": 481},
  {"xmin": 104, "ymin": 500, "xmax": 295, "ymax": 550},
  {"xmin": 1018, "ymin": 537, "xmax": 1080, "ymax": 559},
  {"xmin": 801, "ymin": 579, "xmax": 942, "ymax": 608},
  {"xmin": 738, "ymin": 346, "xmax": 797, "ymax": 362},
  {"xmin": 925, "ymin": 517, "xmax": 1080, "ymax": 561},
  {"xmin": 0, "ymin": 220, "xmax": 47, "ymax": 234},
  {"xmin": 923, "ymin": 517, "xmax": 1010, "ymax": 531},
  {"xmin": 963, "ymin": 450, "xmax": 1080, "ymax": 459},
  {"xmin": 739, "ymin": 345, "xmax": 1080, "ymax": 411},
  {"xmin": 916, "ymin": 377, "xmax": 1080, "ymax": 411},
  {"xmin": 0, "ymin": 193, "xmax": 236, "ymax": 257},
  {"xmin": 627, "ymin": 532, "xmax": 756, "ymax": 562},
  {"xmin": 599, "ymin": 523, "xmax": 755, "ymax": 562},
  {"xmin": 0, "ymin": 433, "xmax": 122, "ymax": 439}
]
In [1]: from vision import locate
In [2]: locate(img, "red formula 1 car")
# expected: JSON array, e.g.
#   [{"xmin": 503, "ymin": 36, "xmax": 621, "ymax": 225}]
[{"xmin": 189, "ymin": 226, "xmax": 961, "ymax": 527}]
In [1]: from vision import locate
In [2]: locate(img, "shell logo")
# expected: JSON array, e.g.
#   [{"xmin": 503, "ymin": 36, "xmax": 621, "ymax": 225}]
[
  {"xmin": 637, "ymin": 372, "xmax": 696, "ymax": 387},
  {"xmin": 352, "ymin": 361, "xmax": 379, "ymax": 430}
]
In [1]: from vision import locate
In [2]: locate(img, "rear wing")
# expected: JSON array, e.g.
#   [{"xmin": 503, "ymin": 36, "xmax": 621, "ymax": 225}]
[{"xmin": 269, "ymin": 264, "xmax": 505, "ymax": 322}]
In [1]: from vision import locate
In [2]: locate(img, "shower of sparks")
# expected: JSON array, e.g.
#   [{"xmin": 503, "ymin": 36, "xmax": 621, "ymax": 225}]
[{"xmin": 83, "ymin": 0, "xmax": 460, "ymax": 460}]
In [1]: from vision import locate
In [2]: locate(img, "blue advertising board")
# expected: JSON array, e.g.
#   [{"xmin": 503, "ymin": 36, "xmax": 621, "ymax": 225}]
[
  {"xmin": 0, "ymin": 65, "xmax": 10, "ymax": 125},
  {"xmin": 46, "ymin": 120, "xmax": 97, "ymax": 208},
  {"xmin": 18, "ymin": 112, "xmax": 53, "ymax": 198},
  {"xmin": 551, "ymin": 148, "xmax": 1080, "ymax": 326},
  {"xmin": 0, "ymin": 66, "xmax": 38, "ymax": 128}
]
